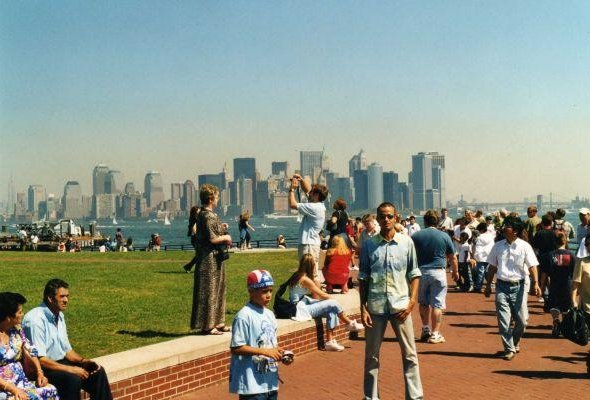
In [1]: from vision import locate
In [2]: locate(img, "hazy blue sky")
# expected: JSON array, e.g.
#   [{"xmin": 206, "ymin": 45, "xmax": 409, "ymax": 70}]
[{"xmin": 1, "ymin": 1, "xmax": 589, "ymax": 203}]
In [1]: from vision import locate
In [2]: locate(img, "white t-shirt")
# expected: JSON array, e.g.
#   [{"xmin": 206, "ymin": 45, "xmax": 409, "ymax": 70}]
[
  {"xmin": 458, "ymin": 242, "xmax": 471, "ymax": 263},
  {"xmin": 473, "ymin": 231, "xmax": 496, "ymax": 262},
  {"xmin": 296, "ymin": 202, "xmax": 326, "ymax": 246},
  {"xmin": 487, "ymin": 238, "xmax": 538, "ymax": 282},
  {"xmin": 407, "ymin": 223, "xmax": 421, "ymax": 237}
]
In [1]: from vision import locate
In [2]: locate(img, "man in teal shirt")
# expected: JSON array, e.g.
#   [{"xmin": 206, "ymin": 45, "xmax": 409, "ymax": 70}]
[{"xmin": 359, "ymin": 202, "xmax": 423, "ymax": 400}]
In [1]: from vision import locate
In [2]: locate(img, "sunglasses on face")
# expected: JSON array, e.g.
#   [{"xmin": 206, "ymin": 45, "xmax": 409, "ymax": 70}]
[{"xmin": 377, "ymin": 214, "xmax": 396, "ymax": 220}]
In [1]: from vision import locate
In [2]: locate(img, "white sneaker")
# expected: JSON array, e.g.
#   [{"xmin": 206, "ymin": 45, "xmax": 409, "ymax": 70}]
[
  {"xmin": 427, "ymin": 332, "xmax": 446, "ymax": 344},
  {"xmin": 538, "ymin": 297, "xmax": 545, "ymax": 303},
  {"xmin": 345, "ymin": 320, "xmax": 365, "ymax": 332},
  {"xmin": 324, "ymin": 339, "xmax": 344, "ymax": 352}
]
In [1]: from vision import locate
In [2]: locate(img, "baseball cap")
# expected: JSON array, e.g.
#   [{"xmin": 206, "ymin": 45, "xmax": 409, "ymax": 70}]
[
  {"xmin": 247, "ymin": 269, "xmax": 274, "ymax": 289},
  {"xmin": 579, "ymin": 208, "xmax": 590, "ymax": 215}
]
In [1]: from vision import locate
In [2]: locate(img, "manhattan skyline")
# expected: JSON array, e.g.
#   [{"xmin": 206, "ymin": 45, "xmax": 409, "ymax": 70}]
[{"xmin": 2, "ymin": 2, "xmax": 589, "ymax": 204}]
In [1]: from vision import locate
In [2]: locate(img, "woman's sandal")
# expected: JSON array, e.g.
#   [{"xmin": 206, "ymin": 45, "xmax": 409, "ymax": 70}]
[
  {"xmin": 201, "ymin": 328, "xmax": 224, "ymax": 335},
  {"xmin": 215, "ymin": 325, "xmax": 231, "ymax": 333}
]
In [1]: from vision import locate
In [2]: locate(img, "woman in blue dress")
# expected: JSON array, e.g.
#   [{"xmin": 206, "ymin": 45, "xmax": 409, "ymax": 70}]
[{"xmin": 0, "ymin": 292, "xmax": 59, "ymax": 400}]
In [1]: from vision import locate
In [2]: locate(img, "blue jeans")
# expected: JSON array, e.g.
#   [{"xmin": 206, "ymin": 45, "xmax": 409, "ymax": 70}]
[
  {"xmin": 364, "ymin": 314, "xmax": 423, "ymax": 400},
  {"xmin": 303, "ymin": 297, "xmax": 342, "ymax": 329},
  {"xmin": 473, "ymin": 262, "xmax": 488, "ymax": 290},
  {"xmin": 239, "ymin": 391, "xmax": 278, "ymax": 400},
  {"xmin": 495, "ymin": 280, "xmax": 527, "ymax": 353}
]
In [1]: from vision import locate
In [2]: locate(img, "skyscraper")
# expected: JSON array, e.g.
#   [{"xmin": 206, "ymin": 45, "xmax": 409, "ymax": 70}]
[
  {"xmin": 181, "ymin": 180, "xmax": 196, "ymax": 211},
  {"xmin": 410, "ymin": 152, "xmax": 445, "ymax": 211},
  {"xmin": 271, "ymin": 161, "xmax": 289, "ymax": 178},
  {"xmin": 349, "ymin": 149, "xmax": 367, "ymax": 177},
  {"xmin": 353, "ymin": 169, "xmax": 368, "ymax": 210},
  {"xmin": 105, "ymin": 170, "xmax": 124, "ymax": 194},
  {"xmin": 367, "ymin": 163, "xmax": 384, "ymax": 210},
  {"xmin": 63, "ymin": 181, "xmax": 83, "ymax": 219},
  {"xmin": 300, "ymin": 151, "xmax": 323, "ymax": 183},
  {"xmin": 92, "ymin": 164, "xmax": 110, "ymax": 196},
  {"xmin": 27, "ymin": 185, "xmax": 46, "ymax": 217},
  {"xmin": 383, "ymin": 171, "xmax": 403, "ymax": 209},
  {"xmin": 233, "ymin": 158, "xmax": 256, "ymax": 181},
  {"xmin": 170, "ymin": 183, "xmax": 182, "ymax": 200},
  {"xmin": 144, "ymin": 171, "xmax": 164, "ymax": 209}
]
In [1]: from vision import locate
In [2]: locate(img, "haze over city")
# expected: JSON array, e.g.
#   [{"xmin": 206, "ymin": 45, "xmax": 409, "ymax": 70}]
[{"xmin": 2, "ymin": 1, "xmax": 589, "ymax": 204}]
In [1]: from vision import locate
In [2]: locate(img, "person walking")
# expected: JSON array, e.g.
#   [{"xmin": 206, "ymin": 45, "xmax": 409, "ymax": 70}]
[
  {"xmin": 411, "ymin": 209, "xmax": 459, "ymax": 344},
  {"xmin": 484, "ymin": 216, "xmax": 541, "ymax": 361}
]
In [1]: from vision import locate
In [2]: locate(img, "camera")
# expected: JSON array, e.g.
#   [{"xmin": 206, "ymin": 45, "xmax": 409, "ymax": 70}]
[{"xmin": 280, "ymin": 350, "xmax": 294, "ymax": 364}]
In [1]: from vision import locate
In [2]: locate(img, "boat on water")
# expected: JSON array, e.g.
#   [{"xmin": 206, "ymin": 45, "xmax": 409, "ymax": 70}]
[
  {"xmin": 164, "ymin": 214, "xmax": 171, "ymax": 225},
  {"xmin": 112, "ymin": 217, "xmax": 118, "ymax": 225}
]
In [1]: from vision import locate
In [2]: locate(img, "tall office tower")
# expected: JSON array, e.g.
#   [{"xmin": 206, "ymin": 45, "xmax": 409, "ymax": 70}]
[
  {"xmin": 233, "ymin": 158, "xmax": 256, "ymax": 181},
  {"xmin": 228, "ymin": 177, "xmax": 254, "ymax": 215},
  {"xmin": 349, "ymin": 149, "xmax": 368, "ymax": 177},
  {"xmin": 144, "ymin": 171, "xmax": 164, "ymax": 209},
  {"xmin": 271, "ymin": 161, "xmax": 289, "ymax": 178},
  {"xmin": 353, "ymin": 169, "xmax": 368, "ymax": 210},
  {"xmin": 383, "ymin": 171, "xmax": 404, "ymax": 210},
  {"xmin": 105, "ymin": 170, "xmax": 124, "ymax": 194},
  {"xmin": 63, "ymin": 181, "xmax": 83, "ymax": 219},
  {"xmin": 329, "ymin": 177, "xmax": 353, "ymax": 207},
  {"xmin": 93, "ymin": 194, "xmax": 115, "ymax": 219},
  {"xmin": 198, "ymin": 173, "xmax": 223, "ymax": 189},
  {"xmin": 27, "ymin": 185, "xmax": 46, "ymax": 217},
  {"xmin": 367, "ymin": 163, "xmax": 384, "ymax": 210},
  {"xmin": 410, "ymin": 152, "xmax": 446, "ymax": 212},
  {"xmin": 92, "ymin": 164, "xmax": 110, "ymax": 195},
  {"xmin": 181, "ymin": 180, "xmax": 196, "ymax": 211},
  {"xmin": 270, "ymin": 192, "xmax": 289, "ymax": 214},
  {"xmin": 42, "ymin": 194, "xmax": 59, "ymax": 221},
  {"xmin": 121, "ymin": 192, "xmax": 143, "ymax": 218},
  {"xmin": 170, "ymin": 183, "xmax": 182, "ymax": 200},
  {"xmin": 255, "ymin": 181, "xmax": 271, "ymax": 216},
  {"xmin": 14, "ymin": 192, "xmax": 27, "ymax": 217},
  {"xmin": 124, "ymin": 182, "xmax": 135, "ymax": 195},
  {"xmin": 300, "ymin": 151, "xmax": 323, "ymax": 183},
  {"xmin": 6, "ymin": 174, "xmax": 15, "ymax": 215},
  {"xmin": 233, "ymin": 158, "xmax": 257, "ymax": 213},
  {"xmin": 325, "ymin": 172, "xmax": 339, "ymax": 199},
  {"xmin": 399, "ymin": 183, "xmax": 410, "ymax": 212}
]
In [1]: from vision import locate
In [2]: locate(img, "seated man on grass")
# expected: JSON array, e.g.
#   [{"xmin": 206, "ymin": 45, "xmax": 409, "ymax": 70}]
[{"xmin": 22, "ymin": 278, "xmax": 113, "ymax": 400}]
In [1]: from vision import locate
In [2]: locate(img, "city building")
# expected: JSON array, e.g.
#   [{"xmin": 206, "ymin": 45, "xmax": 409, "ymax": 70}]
[
  {"xmin": 92, "ymin": 164, "xmax": 110, "ymax": 196},
  {"xmin": 410, "ymin": 152, "xmax": 446, "ymax": 212},
  {"xmin": 349, "ymin": 149, "xmax": 368, "ymax": 177},
  {"xmin": 271, "ymin": 161, "xmax": 289, "ymax": 178},
  {"xmin": 367, "ymin": 163, "xmax": 384, "ymax": 210},
  {"xmin": 181, "ymin": 180, "xmax": 196, "ymax": 211},
  {"xmin": 353, "ymin": 169, "xmax": 368, "ymax": 210},
  {"xmin": 383, "ymin": 171, "xmax": 404, "ymax": 210},
  {"xmin": 62, "ymin": 181, "xmax": 84, "ymax": 219},
  {"xmin": 105, "ymin": 170, "xmax": 124, "ymax": 194},
  {"xmin": 300, "ymin": 150, "xmax": 323, "ymax": 183},
  {"xmin": 144, "ymin": 171, "xmax": 164, "ymax": 209},
  {"xmin": 27, "ymin": 184, "xmax": 46, "ymax": 218}
]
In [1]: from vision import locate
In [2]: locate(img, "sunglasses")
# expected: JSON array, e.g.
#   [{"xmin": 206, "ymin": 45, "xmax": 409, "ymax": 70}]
[{"xmin": 377, "ymin": 214, "xmax": 396, "ymax": 220}]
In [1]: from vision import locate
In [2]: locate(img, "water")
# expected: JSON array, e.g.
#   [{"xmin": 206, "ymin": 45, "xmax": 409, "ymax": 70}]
[{"xmin": 95, "ymin": 216, "xmax": 302, "ymax": 247}]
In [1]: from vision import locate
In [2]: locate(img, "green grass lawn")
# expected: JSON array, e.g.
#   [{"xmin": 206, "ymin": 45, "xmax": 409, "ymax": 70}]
[{"xmin": 0, "ymin": 250, "xmax": 299, "ymax": 358}]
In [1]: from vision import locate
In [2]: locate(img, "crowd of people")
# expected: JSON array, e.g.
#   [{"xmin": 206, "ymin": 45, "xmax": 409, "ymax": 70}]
[{"xmin": 5, "ymin": 174, "xmax": 590, "ymax": 400}]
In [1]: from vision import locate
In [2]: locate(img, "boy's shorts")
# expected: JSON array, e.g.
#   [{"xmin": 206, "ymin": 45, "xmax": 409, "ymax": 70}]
[
  {"xmin": 239, "ymin": 391, "xmax": 278, "ymax": 400},
  {"xmin": 418, "ymin": 268, "xmax": 447, "ymax": 309}
]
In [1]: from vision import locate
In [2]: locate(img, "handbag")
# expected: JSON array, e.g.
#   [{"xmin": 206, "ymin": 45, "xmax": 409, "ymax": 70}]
[
  {"xmin": 561, "ymin": 307, "xmax": 589, "ymax": 346},
  {"xmin": 273, "ymin": 274, "xmax": 298, "ymax": 319}
]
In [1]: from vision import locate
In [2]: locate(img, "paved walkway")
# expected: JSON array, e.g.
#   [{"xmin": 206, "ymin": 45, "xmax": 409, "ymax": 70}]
[{"xmin": 177, "ymin": 280, "xmax": 589, "ymax": 399}]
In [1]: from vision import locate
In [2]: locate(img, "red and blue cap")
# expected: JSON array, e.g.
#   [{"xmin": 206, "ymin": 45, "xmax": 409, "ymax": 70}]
[{"xmin": 247, "ymin": 269, "xmax": 274, "ymax": 289}]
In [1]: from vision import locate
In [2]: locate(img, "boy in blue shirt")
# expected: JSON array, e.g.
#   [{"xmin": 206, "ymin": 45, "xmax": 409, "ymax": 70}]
[{"xmin": 229, "ymin": 269, "xmax": 292, "ymax": 399}]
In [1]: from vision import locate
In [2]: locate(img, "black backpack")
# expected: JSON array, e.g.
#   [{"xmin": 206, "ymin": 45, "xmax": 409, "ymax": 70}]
[
  {"xmin": 561, "ymin": 307, "xmax": 589, "ymax": 346},
  {"xmin": 273, "ymin": 274, "xmax": 298, "ymax": 319}
]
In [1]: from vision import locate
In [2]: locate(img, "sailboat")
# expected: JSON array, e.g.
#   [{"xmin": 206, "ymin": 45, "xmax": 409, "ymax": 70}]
[
  {"xmin": 112, "ymin": 216, "xmax": 118, "ymax": 225},
  {"xmin": 164, "ymin": 214, "xmax": 171, "ymax": 225}
]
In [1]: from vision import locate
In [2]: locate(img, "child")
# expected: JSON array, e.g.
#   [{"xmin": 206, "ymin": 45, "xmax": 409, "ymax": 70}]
[
  {"xmin": 229, "ymin": 269, "xmax": 292, "ymax": 399},
  {"xmin": 457, "ymin": 232, "xmax": 474, "ymax": 292}
]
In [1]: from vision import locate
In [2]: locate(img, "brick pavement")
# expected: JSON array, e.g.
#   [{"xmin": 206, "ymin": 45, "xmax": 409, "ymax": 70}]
[{"xmin": 176, "ymin": 280, "xmax": 589, "ymax": 399}]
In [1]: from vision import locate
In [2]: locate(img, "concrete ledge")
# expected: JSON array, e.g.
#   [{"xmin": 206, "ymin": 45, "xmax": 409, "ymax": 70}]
[{"xmin": 93, "ymin": 290, "xmax": 361, "ymax": 398}]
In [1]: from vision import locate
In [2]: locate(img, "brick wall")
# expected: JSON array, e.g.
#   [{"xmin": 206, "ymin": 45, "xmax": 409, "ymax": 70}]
[{"xmin": 96, "ymin": 313, "xmax": 359, "ymax": 400}]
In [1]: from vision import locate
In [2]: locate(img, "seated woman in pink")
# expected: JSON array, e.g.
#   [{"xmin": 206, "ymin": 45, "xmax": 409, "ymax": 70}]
[{"xmin": 322, "ymin": 235, "xmax": 353, "ymax": 293}]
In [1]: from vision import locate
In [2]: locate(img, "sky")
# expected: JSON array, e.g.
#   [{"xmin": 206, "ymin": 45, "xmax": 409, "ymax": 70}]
[{"xmin": 1, "ymin": 1, "xmax": 589, "ymax": 204}]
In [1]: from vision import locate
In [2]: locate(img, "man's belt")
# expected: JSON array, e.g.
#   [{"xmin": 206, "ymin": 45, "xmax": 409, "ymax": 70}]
[{"xmin": 497, "ymin": 279, "xmax": 525, "ymax": 286}]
